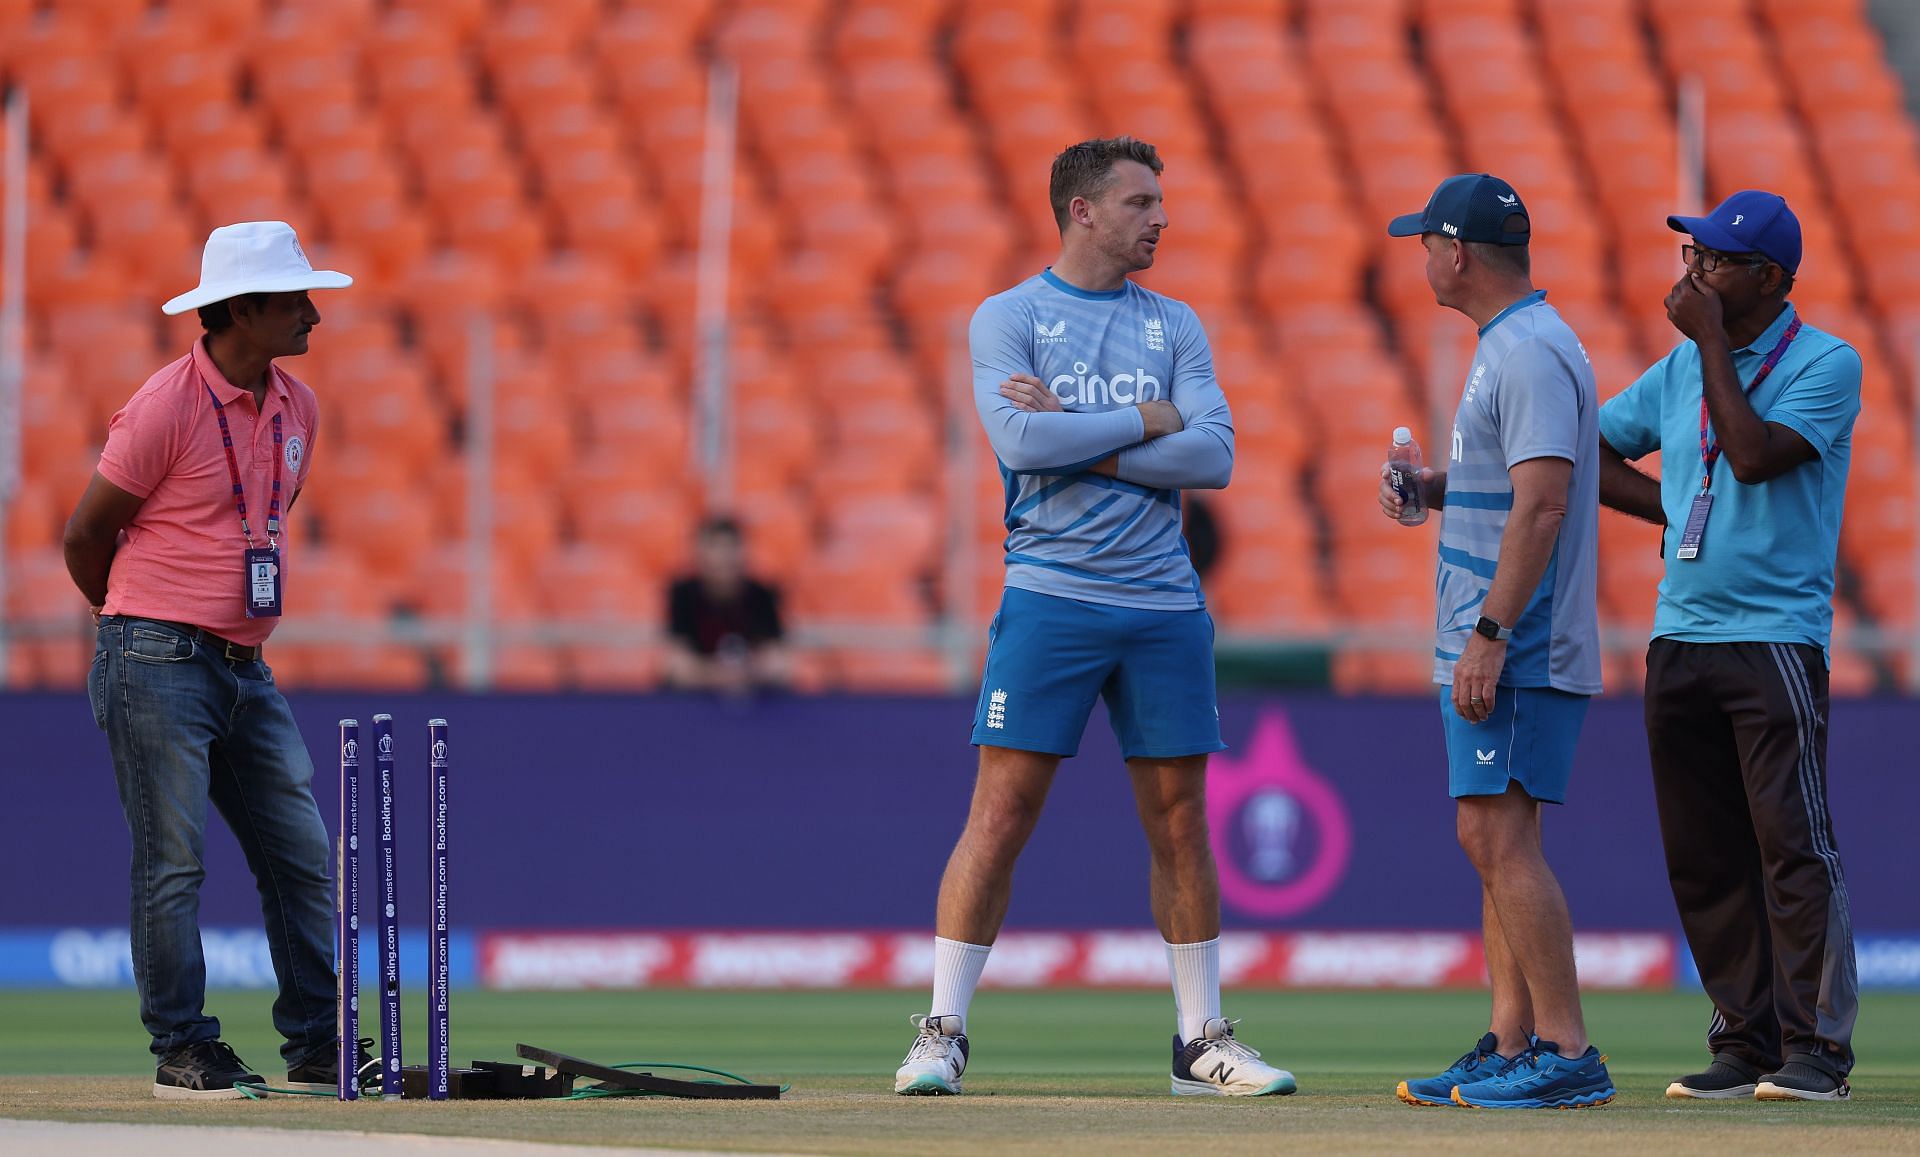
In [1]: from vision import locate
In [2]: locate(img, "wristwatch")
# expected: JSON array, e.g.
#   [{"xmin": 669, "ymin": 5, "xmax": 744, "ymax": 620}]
[{"xmin": 1474, "ymin": 615, "xmax": 1512, "ymax": 642}]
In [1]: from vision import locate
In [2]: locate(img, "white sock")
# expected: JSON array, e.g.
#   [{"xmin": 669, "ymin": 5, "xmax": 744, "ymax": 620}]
[
  {"xmin": 1167, "ymin": 938, "xmax": 1222, "ymax": 1045},
  {"xmin": 930, "ymin": 936, "xmax": 992, "ymax": 1032}
]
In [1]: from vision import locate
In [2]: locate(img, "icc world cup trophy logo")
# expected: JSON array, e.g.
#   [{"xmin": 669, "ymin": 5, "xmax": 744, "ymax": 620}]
[{"xmin": 1207, "ymin": 709, "xmax": 1352, "ymax": 919}]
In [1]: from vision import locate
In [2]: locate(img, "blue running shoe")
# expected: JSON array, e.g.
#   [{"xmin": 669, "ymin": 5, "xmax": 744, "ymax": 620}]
[
  {"xmin": 1450, "ymin": 1040, "xmax": 1615, "ymax": 1109},
  {"xmin": 1396, "ymin": 1032, "xmax": 1509, "ymax": 1107}
]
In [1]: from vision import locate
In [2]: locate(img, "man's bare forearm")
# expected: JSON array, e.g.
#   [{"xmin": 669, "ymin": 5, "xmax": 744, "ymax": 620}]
[
  {"xmin": 62, "ymin": 524, "xmax": 121, "ymax": 608},
  {"xmin": 1597, "ymin": 441, "xmax": 1665, "ymax": 525},
  {"xmin": 1482, "ymin": 501, "xmax": 1564, "ymax": 628}
]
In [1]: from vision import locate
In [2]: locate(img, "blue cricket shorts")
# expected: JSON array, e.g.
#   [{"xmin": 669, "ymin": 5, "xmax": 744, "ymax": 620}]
[
  {"xmin": 1439, "ymin": 684, "xmax": 1591, "ymax": 803},
  {"xmin": 971, "ymin": 586, "xmax": 1225, "ymax": 760}
]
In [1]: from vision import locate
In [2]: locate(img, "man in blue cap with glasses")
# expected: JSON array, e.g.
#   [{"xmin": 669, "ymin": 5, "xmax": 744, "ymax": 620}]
[{"xmin": 1597, "ymin": 190, "xmax": 1862, "ymax": 1102}]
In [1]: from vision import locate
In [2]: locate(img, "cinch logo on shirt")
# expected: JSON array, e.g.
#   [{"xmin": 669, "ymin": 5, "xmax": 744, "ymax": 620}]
[{"xmin": 1049, "ymin": 361, "xmax": 1164, "ymax": 405}]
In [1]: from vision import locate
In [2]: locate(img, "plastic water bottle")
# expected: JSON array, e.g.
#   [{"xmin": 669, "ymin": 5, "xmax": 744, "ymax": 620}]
[{"xmin": 1388, "ymin": 426, "xmax": 1428, "ymax": 526}]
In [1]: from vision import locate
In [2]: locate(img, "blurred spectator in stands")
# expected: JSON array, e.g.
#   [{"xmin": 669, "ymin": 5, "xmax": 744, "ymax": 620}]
[{"xmin": 664, "ymin": 516, "xmax": 792, "ymax": 694}]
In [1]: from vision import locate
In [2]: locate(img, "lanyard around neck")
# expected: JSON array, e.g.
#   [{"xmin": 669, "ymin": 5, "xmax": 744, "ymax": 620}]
[
  {"xmin": 203, "ymin": 381, "xmax": 282, "ymax": 548},
  {"xmin": 1698, "ymin": 316, "xmax": 1801, "ymax": 491}
]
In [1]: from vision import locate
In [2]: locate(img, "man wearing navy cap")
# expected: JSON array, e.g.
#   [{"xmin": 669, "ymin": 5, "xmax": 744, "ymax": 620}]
[
  {"xmin": 1597, "ymin": 190, "xmax": 1862, "ymax": 1102},
  {"xmin": 1379, "ymin": 174, "xmax": 1613, "ymax": 1110}
]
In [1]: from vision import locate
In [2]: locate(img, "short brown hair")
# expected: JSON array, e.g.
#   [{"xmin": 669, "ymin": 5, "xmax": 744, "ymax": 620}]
[
  {"xmin": 197, "ymin": 292, "xmax": 269, "ymax": 333},
  {"xmin": 1049, "ymin": 136, "xmax": 1164, "ymax": 232},
  {"xmin": 1465, "ymin": 213, "xmax": 1531, "ymax": 276}
]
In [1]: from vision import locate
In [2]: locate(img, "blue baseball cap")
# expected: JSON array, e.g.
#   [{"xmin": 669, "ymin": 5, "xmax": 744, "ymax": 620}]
[
  {"xmin": 1667, "ymin": 190, "xmax": 1801, "ymax": 274},
  {"xmin": 1387, "ymin": 173, "xmax": 1532, "ymax": 245}
]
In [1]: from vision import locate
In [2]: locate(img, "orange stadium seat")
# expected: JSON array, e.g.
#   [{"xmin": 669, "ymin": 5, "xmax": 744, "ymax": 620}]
[
  {"xmin": 32, "ymin": 85, "xmax": 143, "ymax": 170},
  {"xmin": 572, "ymin": 482, "xmax": 699, "ymax": 575},
  {"xmin": 43, "ymin": 306, "xmax": 160, "ymax": 392},
  {"xmin": 250, "ymin": 29, "xmax": 360, "ymax": 114},
  {"xmin": 492, "ymin": 53, "xmax": 598, "ymax": 119},
  {"xmin": 5, "ymin": 0, "xmax": 1919, "ymax": 692},
  {"xmin": 586, "ymin": 396, "xmax": 692, "ymax": 487},
  {"xmin": 789, "ymin": 549, "xmax": 931, "ymax": 628},
  {"xmin": 606, "ymin": 60, "xmax": 706, "ymax": 166},
  {"xmin": 290, "ymin": 546, "xmax": 388, "ymax": 619},
  {"xmin": 151, "ymin": 100, "xmax": 270, "ymax": 171},
  {"xmin": 266, "ymin": 643, "xmax": 431, "ymax": 692},
  {"xmin": 532, "ymin": 542, "xmax": 661, "ymax": 622},
  {"xmin": 5, "ymin": 18, "xmax": 102, "ymax": 95},
  {"xmin": 569, "ymin": 643, "xmax": 666, "ymax": 692},
  {"xmin": 1, "ymin": 545, "xmax": 82, "ymax": 624},
  {"xmin": 2, "ymin": 479, "xmax": 64, "ymax": 555},
  {"xmin": 713, "ymin": 1, "xmax": 828, "ymax": 65},
  {"xmin": 819, "ymin": 491, "xmax": 943, "ymax": 575},
  {"xmin": 24, "ymin": 245, "xmax": 122, "ymax": 314},
  {"xmin": 1210, "ymin": 554, "xmax": 1334, "ymax": 636},
  {"xmin": 602, "ymin": 0, "xmax": 716, "ymax": 56},
  {"xmin": 831, "ymin": 647, "xmax": 954, "ymax": 694},
  {"xmin": 950, "ymin": 5, "xmax": 1058, "ymax": 73},
  {"xmin": 731, "ymin": 490, "xmax": 814, "ymax": 578},
  {"xmin": 1416, "ymin": 0, "xmax": 1520, "ymax": 18},
  {"xmin": 124, "ymin": 39, "xmax": 240, "ymax": 111},
  {"xmin": 6, "ymin": 633, "xmax": 95, "ymax": 691},
  {"xmin": 179, "ymin": 144, "xmax": 299, "ymax": 230},
  {"xmin": 295, "ymin": 126, "xmax": 405, "ymax": 209},
  {"xmin": 439, "ymin": 192, "xmax": 548, "ymax": 281},
  {"xmin": 832, "ymin": 2, "xmax": 940, "ymax": 66}
]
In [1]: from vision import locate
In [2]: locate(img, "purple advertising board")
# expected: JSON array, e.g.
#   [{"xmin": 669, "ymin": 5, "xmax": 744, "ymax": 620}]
[{"xmin": 4, "ymin": 692, "xmax": 1916, "ymax": 936}]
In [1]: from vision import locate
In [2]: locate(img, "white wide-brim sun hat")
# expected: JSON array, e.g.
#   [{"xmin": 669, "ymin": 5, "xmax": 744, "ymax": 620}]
[{"xmin": 161, "ymin": 220, "xmax": 353, "ymax": 316}]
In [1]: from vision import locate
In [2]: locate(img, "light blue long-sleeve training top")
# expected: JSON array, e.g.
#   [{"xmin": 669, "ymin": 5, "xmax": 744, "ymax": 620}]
[{"xmin": 971, "ymin": 269, "xmax": 1234, "ymax": 611}]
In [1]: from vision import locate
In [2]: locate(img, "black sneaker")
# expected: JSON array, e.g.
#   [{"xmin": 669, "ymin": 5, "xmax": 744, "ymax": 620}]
[
  {"xmin": 1756, "ymin": 1055, "xmax": 1850, "ymax": 1101},
  {"xmin": 1666, "ymin": 1052, "xmax": 1762, "ymax": 1100},
  {"xmin": 286, "ymin": 1037, "xmax": 383, "ymax": 1094},
  {"xmin": 154, "ymin": 1040, "xmax": 263, "ymax": 1100}
]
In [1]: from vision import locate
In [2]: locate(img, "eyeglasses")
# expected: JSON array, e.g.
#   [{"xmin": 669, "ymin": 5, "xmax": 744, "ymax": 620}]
[{"xmin": 1682, "ymin": 244, "xmax": 1769, "ymax": 273}]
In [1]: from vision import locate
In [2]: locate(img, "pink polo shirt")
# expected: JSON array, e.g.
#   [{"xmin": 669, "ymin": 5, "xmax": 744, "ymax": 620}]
[{"xmin": 97, "ymin": 338, "xmax": 320, "ymax": 646}]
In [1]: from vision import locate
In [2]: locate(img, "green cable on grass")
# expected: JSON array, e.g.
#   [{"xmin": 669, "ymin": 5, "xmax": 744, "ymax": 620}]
[
  {"xmin": 235, "ymin": 1082, "xmax": 336, "ymax": 1100},
  {"xmin": 234, "ymin": 1062, "xmax": 790, "ymax": 1101},
  {"xmin": 562, "ymin": 1062, "xmax": 791, "ymax": 1099}
]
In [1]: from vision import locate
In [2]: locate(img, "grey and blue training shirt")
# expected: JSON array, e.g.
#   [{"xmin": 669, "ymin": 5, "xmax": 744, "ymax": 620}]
[
  {"xmin": 1435, "ymin": 291, "xmax": 1603, "ymax": 695},
  {"xmin": 971, "ymin": 270, "xmax": 1234, "ymax": 611}
]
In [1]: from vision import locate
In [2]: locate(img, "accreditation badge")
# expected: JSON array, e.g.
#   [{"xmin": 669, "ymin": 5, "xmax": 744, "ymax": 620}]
[
  {"xmin": 1675, "ymin": 492, "xmax": 1713, "ymax": 561},
  {"xmin": 244, "ymin": 546, "xmax": 283, "ymax": 617}
]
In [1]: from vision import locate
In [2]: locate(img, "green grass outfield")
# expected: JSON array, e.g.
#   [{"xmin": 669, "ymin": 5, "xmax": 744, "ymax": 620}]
[{"xmin": 3, "ymin": 988, "xmax": 1918, "ymax": 1155}]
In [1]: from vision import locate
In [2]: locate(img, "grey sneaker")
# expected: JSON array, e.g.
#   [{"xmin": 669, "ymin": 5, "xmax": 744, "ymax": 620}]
[
  {"xmin": 285, "ymin": 1036, "xmax": 382, "ymax": 1094},
  {"xmin": 153, "ymin": 1039, "xmax": 262, "ymax": 1100},
  {"xmin": 1756, "ymin": 1055, "xmax": 1850, "ymax": 1101},
  {"xmin": 1666, "ymin": 1053, "xmax": 1762, "ymax": 1100}
]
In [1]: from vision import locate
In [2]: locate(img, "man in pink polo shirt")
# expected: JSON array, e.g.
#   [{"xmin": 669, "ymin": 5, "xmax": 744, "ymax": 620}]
[{"xmin": 62, "ymin": 222, "xmax": 364, "ymax": 1099}]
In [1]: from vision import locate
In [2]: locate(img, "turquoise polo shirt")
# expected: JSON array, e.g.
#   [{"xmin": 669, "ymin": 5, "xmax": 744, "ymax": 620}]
[{"xmin": 1598, "ymin": 303, "xmax": 1862, "ymax": 654}]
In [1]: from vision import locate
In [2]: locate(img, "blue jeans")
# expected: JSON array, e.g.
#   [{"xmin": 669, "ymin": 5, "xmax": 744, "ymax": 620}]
[{"xmin": 89, "ymin": 616, "xmax": 336, "ymax": 1062}]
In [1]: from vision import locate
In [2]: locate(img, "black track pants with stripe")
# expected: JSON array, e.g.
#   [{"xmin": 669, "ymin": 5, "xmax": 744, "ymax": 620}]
[{"xmin": 1644, "ymin": 638, "xmax": 1858, "ymax": 1076}]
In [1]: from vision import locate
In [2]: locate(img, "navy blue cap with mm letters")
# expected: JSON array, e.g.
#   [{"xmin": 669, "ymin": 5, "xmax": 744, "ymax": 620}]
[{"xmin": 1388, "ymin": 173, "xmax": 1532, "ymax": 245}]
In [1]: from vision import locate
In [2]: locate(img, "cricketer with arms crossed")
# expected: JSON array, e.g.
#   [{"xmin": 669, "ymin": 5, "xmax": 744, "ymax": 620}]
[{"xmin": 893, "ymin": 136, "xmax": 1295, "ymax": 1098}]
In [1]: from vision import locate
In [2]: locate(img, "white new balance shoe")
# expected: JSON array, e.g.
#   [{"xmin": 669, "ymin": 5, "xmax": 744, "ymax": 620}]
[
  {"xmin": 1171, "ymin": 1017, "xmax": 1297, "ymax": 1097},
  {"xmin": 894, "ymin": 1013, "xmax": 969, "ymax": 1095}
]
